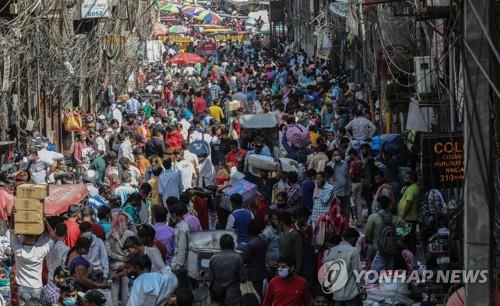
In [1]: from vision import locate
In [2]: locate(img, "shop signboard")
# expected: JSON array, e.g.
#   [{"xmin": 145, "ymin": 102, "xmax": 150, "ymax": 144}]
[
  {"xmin": 81, "ymin": 0, "xmax": 110, "ymax": 19},
  {"xmin": 196, "ymin": 41, "xmax": 217, "ymax": 55},
  {"xmin": 421, "ymin": 135, "xmax": 464, "ymax": 188}
]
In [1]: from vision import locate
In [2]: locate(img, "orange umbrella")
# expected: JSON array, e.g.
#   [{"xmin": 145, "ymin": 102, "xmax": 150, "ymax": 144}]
[{"xmin": 168, "ymin": 52, "xmax": 206, "ymax": 64}]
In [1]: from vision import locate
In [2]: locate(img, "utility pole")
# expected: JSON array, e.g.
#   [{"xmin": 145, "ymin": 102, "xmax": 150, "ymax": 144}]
[{"xmin": 463, "ymin": 0, "xmax": 492, "ymax": 305}]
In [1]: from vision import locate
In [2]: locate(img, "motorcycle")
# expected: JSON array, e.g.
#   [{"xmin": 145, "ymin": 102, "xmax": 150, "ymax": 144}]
[{"xmin": 426, "ymin": 227, "xmax": 451, "ymax": 270}]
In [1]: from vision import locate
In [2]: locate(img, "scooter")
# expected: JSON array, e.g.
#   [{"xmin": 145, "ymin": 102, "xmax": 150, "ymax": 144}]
[{"xmin": 426, "ymin": 227, "xmax": 450, "ymax": 270}]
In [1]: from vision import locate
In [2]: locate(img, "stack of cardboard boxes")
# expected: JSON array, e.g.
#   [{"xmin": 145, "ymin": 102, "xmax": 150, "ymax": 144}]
[{"xmin": 14, "ymin": 184, "xmax": 48, "ymax": 235}]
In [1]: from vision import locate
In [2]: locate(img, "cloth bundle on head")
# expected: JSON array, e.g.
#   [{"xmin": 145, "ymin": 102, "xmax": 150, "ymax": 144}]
[{"xmin": 286, "ymin": 124, "xmax": 311, "ymax": 149}]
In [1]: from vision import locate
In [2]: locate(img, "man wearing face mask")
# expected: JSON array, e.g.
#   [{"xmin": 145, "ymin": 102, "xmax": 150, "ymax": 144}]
[
  {"xmin": 262, "ymin": 256, "xmax": 311, "ymax": 306},
  {"xmin": 125, "ymin": 253, "xmax": 178, "ymax": 306},
  {"xmin": 327, "ymin": 148, "xmax": 352, "ymax": 219},
  {"xmin": 79, "ymin": 222, "xmax": 109, "ymax": 283}
]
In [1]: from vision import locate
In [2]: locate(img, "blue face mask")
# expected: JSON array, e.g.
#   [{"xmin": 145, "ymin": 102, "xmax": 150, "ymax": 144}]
[
  {"xmin": 63, "ymin": 297, "xmax": 77, "ymax": 306},
  {"xmin": 0, "ymin": 278, "xmax": 8, "ymax": 287}
]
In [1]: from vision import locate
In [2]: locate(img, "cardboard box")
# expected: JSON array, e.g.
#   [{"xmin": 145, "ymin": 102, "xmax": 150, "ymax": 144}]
[
  {"xmin": 16, "ymin": 184, "xmax": 49, "ymax": 200},
  {"xmin": 228, "ymin": 100, "xmax": 241, "ymax": 111},
  {"xmin": 14, "ymin": 210, "xmax": 43, "ymax": 223},
  {"xmin": 15, "ymin": 221, "xmax": 44, "ymax": 235},
  {"xmin": 14, "ymin": 198, "xmax": 44, "ymax": 212}
]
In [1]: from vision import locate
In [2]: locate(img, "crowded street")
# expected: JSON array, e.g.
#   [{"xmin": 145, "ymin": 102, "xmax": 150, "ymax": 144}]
[{"xmin": 0, "ymin": 0, "xmax": 496, "ymax": 305}]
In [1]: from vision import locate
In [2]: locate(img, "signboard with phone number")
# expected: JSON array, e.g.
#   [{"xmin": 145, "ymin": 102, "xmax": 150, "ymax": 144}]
[
  {"xmin": 81, "ymin": 0, "xmax": 110, "ymax": 19},
  {"xmin": 422, "ymin": 135, "xmax": 464, "ymax": 188}
]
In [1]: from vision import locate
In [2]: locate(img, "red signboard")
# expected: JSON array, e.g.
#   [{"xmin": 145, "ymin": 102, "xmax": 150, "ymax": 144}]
[{"xmin": 196, "ymin": 41, "xmax": 217, "ymax": 55}]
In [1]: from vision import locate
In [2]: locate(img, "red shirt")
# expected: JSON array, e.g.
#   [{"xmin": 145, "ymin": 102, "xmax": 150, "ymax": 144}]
[
  {"xmin": 262, "ymin": 275, "xmax": 311, "ymax": 306},
  {"xmin": 167, "ymin": 131, "xmax": 184, "ymax": 149},
  {"xmin": 194, "ymin": 97, "xmax": 206, "ymax": 114},
  {"xmin": 225, "ymin": 149, "xmax": 246, "ymax": 166},
  {"xmin": 64, "ymin": 219, "xmax": 81, "ymax": 248},
  {"xmin": 91, "ymin": 223, "xmax": 105, "ymax": 241},
  {"xmin": 193, "ymin": 195, "xmax": 209, "ymax": 230}
]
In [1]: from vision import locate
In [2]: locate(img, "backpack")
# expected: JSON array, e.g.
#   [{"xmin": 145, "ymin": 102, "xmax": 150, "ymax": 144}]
[
  {"xmin": 189, "ymin": 133, "xmax": 210, "ymax": 162},
  {"xmin": 377, "ymin": 212, "xmax": 398, "ymax": 257}
]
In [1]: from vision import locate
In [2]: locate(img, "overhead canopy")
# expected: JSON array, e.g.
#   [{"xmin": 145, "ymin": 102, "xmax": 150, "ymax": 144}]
[
  {"xmin": 168, "ymin": 52, "xmax": 206, "ymax": 64},
  {"xmin": 44, "ymin": 184, "xmax": 89, "ymax": 216},
  {"xmin": 240, "ymin": 114, "xmax": 278, "ymax": 129}
]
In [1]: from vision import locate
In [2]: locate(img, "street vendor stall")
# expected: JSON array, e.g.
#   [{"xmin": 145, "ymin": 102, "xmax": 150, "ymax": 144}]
[{"xmin": 187, "ymin": 230, "xmax": 239, "ymax": 280}]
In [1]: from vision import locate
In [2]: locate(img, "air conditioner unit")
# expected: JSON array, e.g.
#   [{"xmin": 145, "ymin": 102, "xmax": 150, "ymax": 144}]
[{"xmin": 414, "ymin": 56, "xmax": 437, "ymax": 95}]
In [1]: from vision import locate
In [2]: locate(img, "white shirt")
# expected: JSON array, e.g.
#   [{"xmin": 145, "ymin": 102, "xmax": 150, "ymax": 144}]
[
  {"xmin": 82, "ymin": 233, "xmax": 109, "ymax": 278},
  {"xmin": 188, "ymin": 131, "xmax": 213, "ymax": 145},
  {"xmin": 179, "ymin": 119, "xmax": 191, "ymax": 140},
  {"xmin": 96, "ymin": 136, "xmax": 107, "ymax": 153},
  {"xmin": 184, "ymin": 67, "xmax": 195, "ymax": 76},
  {"xmin": 174, "ymin": 160, "xmax": 195, "ymax": 191},
  {"xmin": 118, "ymin": 139, "xmax": 135, "ymax": 163},
  {"xmin": 345, "ymin": 116, "xmax": 377, "ymax": 141},
  {"xmin": 10, "ymin": 231, "xmax": 54, "ymax": 289},
  {"xmin": 127, "ymin": 267, "xmax": 178, "ymax": 306},
  {"xmin": 112, "ymin": 108, "xmax": 123, "ymax": 127},
  {"xmin": 47, "ymin": 241, "xmax": 69, "ymax": 283},
  {"xmin": 145, "ymin": 246, "xmax": 166, "ymax": 273}
]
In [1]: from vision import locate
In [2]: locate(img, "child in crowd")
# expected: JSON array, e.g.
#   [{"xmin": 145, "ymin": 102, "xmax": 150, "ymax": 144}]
[{"xmin": 0, "ymin": 264, "xmax": 11, "ymax": 305}]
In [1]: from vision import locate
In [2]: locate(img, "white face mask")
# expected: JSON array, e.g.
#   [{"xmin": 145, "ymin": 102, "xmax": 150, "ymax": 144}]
[
  {"xmin": 334, "ymin": 156, "xmax": 341, "ymax": 162},
  {"xmin": 277, "ymin": 267, "xmax": 289, "ymax": 278}
]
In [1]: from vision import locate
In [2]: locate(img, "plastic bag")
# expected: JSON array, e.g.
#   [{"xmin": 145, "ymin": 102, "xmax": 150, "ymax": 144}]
[{"xmin": 64, "ymin": 111, "xmax": 83, "ymax": 131}]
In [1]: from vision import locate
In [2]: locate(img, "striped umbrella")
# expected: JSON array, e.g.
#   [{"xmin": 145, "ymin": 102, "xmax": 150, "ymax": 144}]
[
  {"xmin": 168, "ymin": 25, "xmax": 189, "ymax": 34},
  {"xmin": 159, "ymin": 3, "xmax": 181, "ymax": 14},
  {"xmin": 181, "ymin": 6, "xmax": 205, "ymax": 16},
  {"xmin": 195, "ymin": 10, "xmax": 221, "ymax": 24}
]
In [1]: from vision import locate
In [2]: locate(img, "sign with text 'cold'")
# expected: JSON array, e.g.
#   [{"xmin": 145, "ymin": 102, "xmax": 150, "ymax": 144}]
[
  {"xmin": 82, "ymin": 0, "xmax": 110, "ymax": 19},
  {"xmin": 423, "ymin": 136, "xmax": 464, "ymax": 188}
]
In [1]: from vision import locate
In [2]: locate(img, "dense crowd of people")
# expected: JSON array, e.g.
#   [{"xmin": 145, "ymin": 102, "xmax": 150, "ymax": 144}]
[{"xmin": 0, "ymin": 13, "xmax": 457, "ymax": 306}]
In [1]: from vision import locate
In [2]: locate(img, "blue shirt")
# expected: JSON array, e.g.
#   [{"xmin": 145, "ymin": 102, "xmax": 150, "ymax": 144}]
[
  {"xmin": 301, "ymin": 179, "xmax": 316, "ymax": 209},
  {"xmin": 88, "ymin": 195, "xmax": 108, "ymax": 221},
  {"xmin": 158, "ymin": 170, "xmax": 183, "ymax": 205},
  {"xmin": 125, "ymin": 98, "xmax": 140, "ymax": 114}
]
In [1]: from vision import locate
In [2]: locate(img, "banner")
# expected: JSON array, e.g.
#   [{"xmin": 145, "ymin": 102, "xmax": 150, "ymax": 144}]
[{"xmin": 196, "ymin": 41, "xmax": 217, "ymax": 55}]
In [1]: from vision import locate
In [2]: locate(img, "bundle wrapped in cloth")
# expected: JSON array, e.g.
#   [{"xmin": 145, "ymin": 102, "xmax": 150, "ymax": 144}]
[{"xmin": 286, "ymin": 124, "xmax": 311, "ymax": 148}]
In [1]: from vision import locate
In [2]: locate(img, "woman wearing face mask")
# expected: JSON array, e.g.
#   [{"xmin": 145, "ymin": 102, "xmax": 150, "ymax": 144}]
[
  {"xmin": 262, "ymin": 256, "xmax": 311, "ymax": 306},
  {"xmin": 65, "ymin": 237, "xmax": 110, "ymax": 291}
]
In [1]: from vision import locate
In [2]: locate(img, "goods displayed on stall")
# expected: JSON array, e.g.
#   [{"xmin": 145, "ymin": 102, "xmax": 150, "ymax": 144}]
[{"xmin": 14, "ymin": 184, "xmax": 48, "ymax": 235}]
